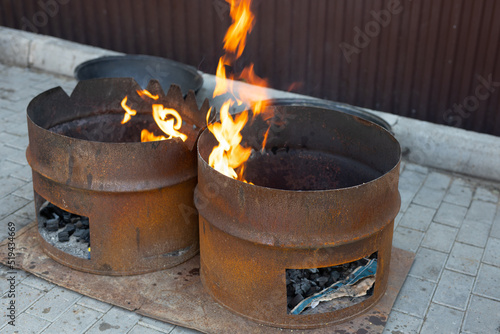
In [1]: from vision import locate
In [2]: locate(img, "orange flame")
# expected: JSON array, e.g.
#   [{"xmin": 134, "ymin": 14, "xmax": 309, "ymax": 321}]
[
  {"xmin": 207, "ymin": 0, "xmax": 269, "ymax": 182},
  {"xmin": 120, "ymin": 96, "xmax": 137, "ymax": 124},
  {"xmin": 151, "ymin": 104, "xmax": 187, "ymax": 142},
  {"xmin": 137, "ymin": 89, "xmax": 159, "ymax": 100},
  {"xmin": 223, "ymin": 0, "xmax": 255, "ymax": 58},
  {"xmin": 120, "ymin": 89, "xmax": 187, "ymax": 142}
]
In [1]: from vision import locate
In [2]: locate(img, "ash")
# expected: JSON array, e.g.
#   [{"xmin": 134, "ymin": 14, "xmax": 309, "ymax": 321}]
[{"xmin": 38, "ymin": 202, "xmax": 91, "ymax": 260}]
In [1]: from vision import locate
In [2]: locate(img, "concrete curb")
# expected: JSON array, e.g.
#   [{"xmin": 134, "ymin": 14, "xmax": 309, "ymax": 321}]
[
  {"xmin": 0, "ymin": 26, "xmax": 121, "ymax": 75},
  {"xmin": 1, "ymin": 26, "xmax": 499, "ymax": 182}
]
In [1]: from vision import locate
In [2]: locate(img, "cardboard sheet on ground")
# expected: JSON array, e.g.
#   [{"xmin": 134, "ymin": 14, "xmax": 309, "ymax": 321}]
[{"xmin": 0, "ymin": 223, "xmax": 414, "ymax": 334}]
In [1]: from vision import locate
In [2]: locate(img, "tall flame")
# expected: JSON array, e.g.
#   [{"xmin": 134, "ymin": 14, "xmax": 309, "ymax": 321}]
[
  {"xmin": 207, "ymin": 0, "xmax": 269, "ymax": 182},
  {"xmin": 120, "ymin": 89, "xmax": 187, "ymax": 143}
]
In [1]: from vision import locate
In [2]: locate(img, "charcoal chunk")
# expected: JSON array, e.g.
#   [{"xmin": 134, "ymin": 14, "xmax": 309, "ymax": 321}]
[
  {"xmin": 58, "ymin": 231, "xmax": 70, "ymax": 242},
  {"xmin": 45, "ymin": 218, "xmax": 60, "ymax": 232},
  {"xmin": 290, "ymin": 293, "xmax": 304, "ymax": 309},
  {"xmin": 80, "ymin": 217, "xmax": 89, "ymax": 229},
  {"xmin": 64, "ymin": 223, "xmax": 76, "ymax": 236},
  {"xmin": 316, "ymin": 276, "xmax": 329, "ymax": 288},
  {"xmin": 47, "ymin": 203, "xmax": 65, "ymax": 218},
  {"xmin": 293, "ymin": 279, "xmax": 311, "ymax": 296},
  {"xmin": 40, "ymin": 206, "xmax": 54, "ymax": 219},
  {"xmin": 62, "ymin": 212, "xmax": 72, "ymax": 224},
  {"xmin": 77, "ymin": 229, "xmax": 90, "ymax": 243}
]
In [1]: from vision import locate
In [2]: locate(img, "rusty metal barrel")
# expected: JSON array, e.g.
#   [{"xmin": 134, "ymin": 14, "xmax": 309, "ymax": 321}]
[
  {"xmin": 195, "ymin": 105, "xmax": 401, "ymax": 328},
  {"xmin": 26, "ymin": 78, "xmax": 209, "ymax": 275}
]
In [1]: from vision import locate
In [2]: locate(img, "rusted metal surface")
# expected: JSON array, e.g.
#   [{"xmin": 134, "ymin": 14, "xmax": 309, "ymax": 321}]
[
  {"xmin": 0, "ymin": 222, "xmax": 415, "ymax": 334},
  {"xmin": 196, "ymin": 106, "xmax": 401, "ymax": 328},
  {"xmin": 26, "ymin": 78, "xmax": 210, "ymax": 275},
  {"xmin": 2, "ymin": 0, "xmax": 500, "ymax": 135}
]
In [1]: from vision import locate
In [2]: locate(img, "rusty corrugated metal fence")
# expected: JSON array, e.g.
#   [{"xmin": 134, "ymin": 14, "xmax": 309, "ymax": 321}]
[{"xmin": 1, "ymin": 0, "xmax": 499, "ymax": 135}]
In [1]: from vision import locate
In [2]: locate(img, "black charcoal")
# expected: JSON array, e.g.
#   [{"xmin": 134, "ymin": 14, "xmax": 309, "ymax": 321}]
[
  {"xmin": 58, "ymin": 231, "xmax": 70, "ymax": 242},
  {"xmin": 46, "ymin": 218, "xmax": 60, "ymax": 232},
  {"xmin": 64, "ymin": 223, "xmax": 76, "ymax": 236}
]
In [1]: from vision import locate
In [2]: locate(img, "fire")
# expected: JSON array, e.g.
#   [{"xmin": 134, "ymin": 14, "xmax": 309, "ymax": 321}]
[
  {"xmin": 207, "ymin": 101, "xmax": 252, "ymax": 179},
  {"xmin": 120, "ymin": 96, "xmax": 137, "ymax": 124},
  {"xmin": 151, "ymin": 104, "xmax": 187, "ymax": 142},
  {"xmin": 207, "ymin": 0, "xmax": 270, "ymax": 182},
  {"xmin": 120, "ymin": 90, "xmax": 187, "ymax": 142}
]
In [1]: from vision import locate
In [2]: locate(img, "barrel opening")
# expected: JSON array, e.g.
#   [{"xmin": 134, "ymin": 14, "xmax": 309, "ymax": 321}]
[
  {"xmin": 35, "ymin": 192, "xmax": 92, "ymax": 260},
  {"xmin": 286, "ymin": 252, "xmax": 378, "ymax": 315}
]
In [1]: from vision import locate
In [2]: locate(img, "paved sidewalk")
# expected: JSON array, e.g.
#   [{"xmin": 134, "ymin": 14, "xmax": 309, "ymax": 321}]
[{"xmin": 0, "ymin": 62, "xmax": 499, "ymax": 333}]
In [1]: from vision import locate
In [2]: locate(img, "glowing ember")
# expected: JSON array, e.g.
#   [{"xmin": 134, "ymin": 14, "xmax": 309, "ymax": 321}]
[
  {"xmin": 207, "ymin": 0, "xmax": 270, "ymax": 182},
  {"xmin": 120, "ymin": 89, "xmax": 187, "ymax": 142}
]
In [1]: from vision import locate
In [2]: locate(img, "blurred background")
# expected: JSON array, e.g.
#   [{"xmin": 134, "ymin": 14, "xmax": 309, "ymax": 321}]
[{"xmin": 1, "ymin": 0, "xmax": 499, "ymax": 136}]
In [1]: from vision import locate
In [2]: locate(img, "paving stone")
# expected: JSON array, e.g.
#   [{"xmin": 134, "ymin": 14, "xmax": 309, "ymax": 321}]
[
  {"xmin": 139, "ymin": 317, "xmax": 176, "ymax": 333},
  {"xmin": 473, "ymin": 264, "xmax": 500, "ymax": 301},
  {"xmin": 409, "ymin": 247, "xmax": 447, "ymax": 282},
  {"xmin": 77, "ymin": 296, "xmax": 113, "ymax": 313},
  {"xmin": 8, "ymin": 163, "xmax": 32, "ymax": 182},
  {"xmin": 443, "ymin": 178, "xmax": 473, "ymax": 207},
  {"xmin": 463, "ymin": 295, "xmax": 500, "ymax": 333},
  {"xmin": 399, "ymin": 204, "xmax": 436, "ymax": 232},
  {"xmin": 0, "ymin": 213, "xmax": 33, "ymax": 241},
  {"xmin": 482, "ymin": 237, "xmax": 500, "ymax": 267},
  {"xmin": 41, "ymin": 304, "xmax": 102, "ymax": 334},
  {"xmin": 5, "ymin": 146, "xmax": 28, "ymax": 165},
  {"xmin": 0, "ymin": 174, "xmax": 28, "ymax": 197},
  {"xmin": 5, "ymin": 134, "xmax": 29, "ymax": 150},
  {"xmin": 465, "ymin": 200, "xmax": 497, "ymax": 226},
  {"xmin": 1, "ymin": 159, "xmax": 25, "ymax": 176},
  {"xmin": 0, "ymin": 283, "xmax": 44, "ymax": 326},
  {"xmin": 0, "ymin": 312, "xmax": 50, "ymax": 334},
  {"xmin": 399, "ymin": 182, "xmax": 419, "ymax": 213},
  {"xmin": 1, "ymin": 99, "xmax": 30, "ymax": 114},
  {"xmin": 21, "ymin": 275, "xmax": 55, "ymax": 292},
  {"xmin": 404, "ymin": 163, "xmax": 429, "ymax": 175},
  {"xmin": 0, "ymin": 265, "xmax": 30, "ymax": 283},
  {"xmin": 422, "ymin": 171, "xmax": 452, "ymax": 190},
  {"xmin": 421, "ymin": 222, "xmax": 458, "ymax": 253},
  {"xmin": 86, "ymin": 306, "xmax": 141, "ymax": 334},
  {"xmin": 473, "ymin": 186, "xmax": 500, "ymax": 203},
  {"xmin": 433, "ymin": 202, "xmax": 468, "ymax": 228},
  {"xmin": 393, "ymin": 226, "xmax": 424, "ymax": 253},
  {"xmin": 394, "ymin": 211, "xmax": 404, "ymax": 229},
  {"xmin": 12, "ymin": 201, "xmax": 35, "ymax": 223},
  {"xmin": 26, "ymin": 286, "xmax": 81, "ymax": 321},
  {"xmin": 433, "ymin": 269, "xmax": 474, "ymax": 310},
  {"xmin": 400, "ymin": 169, "xmax": 427, "ymax": 187},
  {"xmin": 456, "ymin": 220, "xmax": 491, "ymax": 248},
  {"xmin": 446, "ymin": 242, "xmax": 483, "ymax": 276},
  {"xmin": 0, "ymin": 194, "xmax": 31, "ymax": 220},
  {"xmin": 412, "ymin": 186, "xmax": 447, "ymax": 209},
  {"xmin": 392, "ymin": 276, "xmax": 435, "ymax": 318},
  {"xmin": 0, "ymin": 266, "xmax": 30, "ymax": 295},
  {"xmin": 12, "ymin": 182, "xmax": 34, "ymax": 200},
  {"xmin": 129, "ymin": 324, "xmax": 167, "ymax": 334},
  {"xmin": 170, "ymin": 326, "xmax": 204, "ymax": 334},
  {"xmin": 420, "ymin": 303, "xmax": 464, "ymax": 334},
  {"xmin": 491, "ymin": 208, "xmax": 500, "ymax": 239},
  {"xmin": 3, "ymin": 111, "xmax": 28, "ymax": 126},
  {"xmin": 382, "ymin": 310, "xmax": 422, "ymax": 334}
]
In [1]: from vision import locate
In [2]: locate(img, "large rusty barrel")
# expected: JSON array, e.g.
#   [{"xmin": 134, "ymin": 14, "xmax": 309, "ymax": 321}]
[
  {"xmin": 195, "ymin": 105, "xmax": 401, "ymax": 328},
  {"xmin": 26, "ymin": 78, "xmax": 209, "ymax": 275}
]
